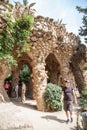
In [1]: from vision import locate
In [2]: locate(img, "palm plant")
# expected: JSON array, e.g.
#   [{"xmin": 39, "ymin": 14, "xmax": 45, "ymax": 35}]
[
  {"xmin": 23, "ymin": 0, "xmax": 36, "ymax": 15},
  {"xmin": 23, "ymin": 0, "xmax": 28, "ymax": 6},
  {"xmin": 57, "ymin": 19, "xmax": 63, "ymax": 24}
]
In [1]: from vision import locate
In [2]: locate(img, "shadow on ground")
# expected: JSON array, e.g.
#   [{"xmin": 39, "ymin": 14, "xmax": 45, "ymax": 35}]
[
  {"xmin": 70, "ymin": 127, "xmax": 78, "ymax": 130},
  {"xmin": 41, "ymin": 115, "xmax": 66, "ymax": 123},
  {"xmin": 10, "ymin": 98, "xmax": 37, "ymax": 111}
]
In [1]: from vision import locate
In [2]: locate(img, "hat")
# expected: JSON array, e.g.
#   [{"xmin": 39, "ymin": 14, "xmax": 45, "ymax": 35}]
[{"xmin": 64, "ymin": 79, "xmax": 70, "ymax": 83}]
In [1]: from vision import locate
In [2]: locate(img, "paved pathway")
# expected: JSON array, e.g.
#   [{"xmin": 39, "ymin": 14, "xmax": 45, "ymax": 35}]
[{"xmin": 0, "ymin": 99, "xmax": 80, "ymax": 130}]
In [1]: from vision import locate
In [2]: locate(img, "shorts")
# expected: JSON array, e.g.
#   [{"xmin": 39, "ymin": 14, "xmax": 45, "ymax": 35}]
[{"xmin": 64, "ymin": 100, "xmax": 73, "ymax": 112}]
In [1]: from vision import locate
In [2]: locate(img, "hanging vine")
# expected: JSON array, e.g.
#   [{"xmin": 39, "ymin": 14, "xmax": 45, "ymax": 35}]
[{"xmin": 0, "ymin": 12, "xmax": 34, "ymax": 66}]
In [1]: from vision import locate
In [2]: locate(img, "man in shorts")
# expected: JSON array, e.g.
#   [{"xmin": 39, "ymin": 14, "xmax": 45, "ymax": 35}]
[{"xmin": 61, "ymin": 79, "xmax": 77, "ymax": 123}]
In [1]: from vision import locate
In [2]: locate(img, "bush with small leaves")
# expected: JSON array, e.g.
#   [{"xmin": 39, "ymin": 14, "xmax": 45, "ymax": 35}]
[
  {"xmin": 79, "ymin": 87, "xmax": 87, "ymax": 111},
  {"xmin": 44, "ymin": 83, "xmax": 62, "ymax": 111}
]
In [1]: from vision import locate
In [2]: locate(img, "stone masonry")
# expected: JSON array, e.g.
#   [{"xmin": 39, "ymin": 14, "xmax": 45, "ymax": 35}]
[{"xmin": 0, "ymin": 2, "xmax": 87, "ymax": 111}]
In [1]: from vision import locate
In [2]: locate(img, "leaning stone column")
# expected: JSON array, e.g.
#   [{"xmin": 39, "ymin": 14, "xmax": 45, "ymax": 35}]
[
  {"xmin": 32, "ymin": 62, "xmax": 47, "ymax": 111},
  {"xmin": 59, "ymin": 63, "xmax": 76, "ymax": 87},
  {"xmin": 60, "ymin": 64, "xmax": 70, "ymax": 78},
  {"xmin": 59, "ymin": 63, "xmax": 70, "ymax": 85}
]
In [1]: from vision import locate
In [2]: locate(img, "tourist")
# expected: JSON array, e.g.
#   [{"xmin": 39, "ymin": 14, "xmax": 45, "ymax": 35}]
[
  {"xmin": 21, "ymin": 81, "xmax": 26, "ymax": 103},
  {"xmin": 4, "ymin": 81, "xmax": 9, "ymax": 95},
  {"xmin": 8, "ymin": 80, "xmax": 12, "ymax": 97},
  {"xmin": 15, "ymin": 84, "xmax": 19, "ymax": 99},
  {"xmin": 61, "ymin": 79, "xmax": 77, "ymax": 123}
]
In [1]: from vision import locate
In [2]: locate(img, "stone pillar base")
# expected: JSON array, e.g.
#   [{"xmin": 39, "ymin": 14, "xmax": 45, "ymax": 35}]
[{"xmin": 36, "ymin": 97, "xmax": 45, "ymax": 111}]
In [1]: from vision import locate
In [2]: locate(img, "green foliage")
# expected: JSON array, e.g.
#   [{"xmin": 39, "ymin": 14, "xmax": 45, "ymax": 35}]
[
  {"xmin": 5, "ymin": 72, "xmax": 12, "ymax": 82},
  {"xmin": 44, "ymin": 83, "xmax": 62, "ymax": 111},
  {"xmin": 19, "ymin": 64, "xmax": 31, "ymax": 83},
  {"xmin": 57, "ymin": 19, "xmax": 63, "ymax": 24},
  {"xmin": 79, "ymin": 87, "xmax": 87, "ymax": 110},
  {"xmin": 76, "ymin": 6, "xmax": 87, "ymax": 43},
  {"xmin": 0, "ymin": 13, "xmax": 34, "ymax": 66},
  {"xmin": 23, "ymin": 0, "xmax": 28, "ymax": 6},
  {"xmin": 14, "ymin": 14, "xmax": 34, "ymax": 46},
  {"xmin": 0, "ymin": 54, "xmax": 17, "ymax": 67},
  {"xmin": 28, "ymin": 2, "xmax": 36, "ymax": 9},
  {"xmin": 76, "ymin": 6, "xmax": 87, "ymax": 14},
  {"xmin": 83, "ymin": 66, "xmax": 87, "ymax": 70}
]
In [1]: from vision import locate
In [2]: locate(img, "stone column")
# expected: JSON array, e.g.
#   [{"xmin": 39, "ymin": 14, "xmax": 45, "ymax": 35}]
[
  {"xmin": 0, "ymin": 63, "xmax": 10, "ymax": 101},
  {"xmin": 32, "ymin": 62, "xmax": 47, "ymax": 111},
  {"xmin": 60, "ymin": 65, "xmax": 70, "ymax": 78},
  {"xmin": 11, "ymin": 69, "xmax": 20, "ymax": 97},
  {"xmin": 0, "ymin": 80, "xmax": 9, "ymax": 101},
  {"xmin": 70, "ymin": 60, "xmax": 85, "ymax": 93},
  {"xmin": 12, "ymin": 69, "xmax": 20, "ymax": 88},
  {"xmin": 72, "ymin": 66, "xmax": 85, "ymax": 93},
  {"xmin": 59, "ymin": 63, "xmax": 70, "ymax": 85}
]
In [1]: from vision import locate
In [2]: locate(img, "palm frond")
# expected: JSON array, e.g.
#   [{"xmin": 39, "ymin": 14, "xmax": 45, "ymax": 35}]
[{"xmin": 29, "ymin": 2, "xmax": 36, "ymax": 9}]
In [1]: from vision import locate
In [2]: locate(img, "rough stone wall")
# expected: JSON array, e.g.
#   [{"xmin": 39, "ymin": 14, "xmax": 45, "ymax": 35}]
[
  {"xmin": 0, "ymin": 2, "xmax": 87, "ymax": 110},
  {"xmin": 82, "ymin": 63, "xmax": 87, "ymax": 87},
  {"xmin": 83, "ymin": 71, "xmax": 87, "ymax": 86},
  {"xmin": 0, "ymin": 62, "xmax": 10, "ymax": 101}
]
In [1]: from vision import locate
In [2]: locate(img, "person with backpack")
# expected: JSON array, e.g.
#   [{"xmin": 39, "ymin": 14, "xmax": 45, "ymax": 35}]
[{"xmin": 61, "ymin": 79, "xmax": 77, "ymax": 123}]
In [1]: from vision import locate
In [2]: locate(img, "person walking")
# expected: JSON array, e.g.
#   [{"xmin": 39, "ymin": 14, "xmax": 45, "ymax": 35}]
[
  {"xmin": 21, "ymin": 81, "xmax": 26, "ymax": 103},
  {"xmin": 61, "ymin": 79, "xmax": 77, "ymax": 123},
  {"xmin": 15, "ymin": 84, "xmax": 19, "ymax": 99}
]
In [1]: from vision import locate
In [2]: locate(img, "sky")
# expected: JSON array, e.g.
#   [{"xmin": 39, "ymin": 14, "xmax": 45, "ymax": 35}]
[{"xmin": 9, "ymin": 0, "xmax": 87, "ymax": 44}]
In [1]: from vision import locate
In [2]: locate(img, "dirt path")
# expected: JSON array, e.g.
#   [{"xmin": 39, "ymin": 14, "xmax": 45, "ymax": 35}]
[{"xmin": 0, "ymin": 99, "xmax": 79, "ymax": 130}]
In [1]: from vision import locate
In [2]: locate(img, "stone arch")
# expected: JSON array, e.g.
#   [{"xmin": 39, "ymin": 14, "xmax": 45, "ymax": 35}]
[
  {"xmin": 0, "ymin": 2, "xmax": 87, "ymax": 110},
  {"xmin": 45, "ymin": 53, "xmax": 60, "ymax": 85},
  {"xmin": 12, "ymin": 53, "xmax": 34, "ymax": 99},
  {"xmin": 19, "ymin": 63, "xmax": 33, "ymax": 99}
]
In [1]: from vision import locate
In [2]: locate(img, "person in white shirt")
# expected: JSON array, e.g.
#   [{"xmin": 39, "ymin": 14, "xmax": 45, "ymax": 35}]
[{"xmin": 15, "ymin": 84, "xmax": 19, "ymax": 99}]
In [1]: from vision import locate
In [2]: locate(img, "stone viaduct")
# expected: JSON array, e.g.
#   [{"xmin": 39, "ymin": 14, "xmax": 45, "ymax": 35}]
[{"xmin": 0, "ymin": 2, "xmax": 87, "ymax": 111}]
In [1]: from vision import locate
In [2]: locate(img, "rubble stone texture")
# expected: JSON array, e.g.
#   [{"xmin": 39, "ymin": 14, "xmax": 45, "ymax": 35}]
[{"xmin": 0, "ymin": 2, "xmax": 87, "ymax": 110}]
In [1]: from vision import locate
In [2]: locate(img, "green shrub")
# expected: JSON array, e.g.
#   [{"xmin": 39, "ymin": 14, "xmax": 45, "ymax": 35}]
[
  {"xmin": 44, "ymin": 83, "xmax": 62, "ymax": 111},
  {"xmin": 79, "ymin": 87, "xmax": 87, "ymax": 111},
  {"xmin": 83, "ymin": 66, "xmax": 87, "ymax": 70}
]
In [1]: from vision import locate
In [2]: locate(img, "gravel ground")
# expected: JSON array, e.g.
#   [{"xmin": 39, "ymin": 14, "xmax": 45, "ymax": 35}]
[{"xmin": 0, "ymin": 99, "xmax": 80, "ymax": 130}]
